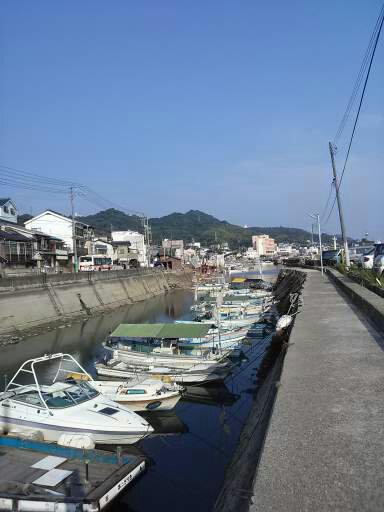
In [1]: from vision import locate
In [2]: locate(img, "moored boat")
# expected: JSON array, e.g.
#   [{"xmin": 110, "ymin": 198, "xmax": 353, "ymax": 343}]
[
  {"xmin": 0, "ymin": 354, "xmax": 153, "ymax": 446},
  {"xmin": 89, "ymin": 379, "xmax": 183, "ymax": 412},
  {"xmin": 105, "ymin": 323, "xmax": 234, "ymax": 369},
  {"xmin": 95, "ymin": 359, "xmax": 231, "ymax": 385}
]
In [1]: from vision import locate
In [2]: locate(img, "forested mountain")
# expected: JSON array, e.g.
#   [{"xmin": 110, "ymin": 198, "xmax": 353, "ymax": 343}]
[{"xmin": 76, "ymin": 208, "xmax": 334, "ymax": 246}]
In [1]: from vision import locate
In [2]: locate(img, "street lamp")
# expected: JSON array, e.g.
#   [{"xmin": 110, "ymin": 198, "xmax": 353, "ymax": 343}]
[{"xmin": 308, "ymin": 213, "xmax": 324, "ymax": 276}]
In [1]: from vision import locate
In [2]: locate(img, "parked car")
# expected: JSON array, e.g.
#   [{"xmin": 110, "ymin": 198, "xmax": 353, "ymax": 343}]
[
  {"xmin": 373, "ymin": 243, "xmax": 384, "ymax": 277},
  {"xmin": 358, "ymin": 247, "xmax": 376, "ymax": 270},
  {"xmin": 322, "ymin": 249, "xmax": 342, "ymax": 266},
  {"xmin": 349, "ymin": 246, "xmax": 374, "ymax": 266}
]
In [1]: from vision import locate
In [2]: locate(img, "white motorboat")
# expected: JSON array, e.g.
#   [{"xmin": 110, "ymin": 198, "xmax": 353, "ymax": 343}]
[
  {"xmin": 0, "ymin": 354, "xmax": 153, "ymax": 446},
  {"xmin": 95, "ymin": 359, "xmax": 231, "ymax": 385},
  {"xmin": 89, "ymin": 379, "xmax": 183, "ymax": 412}
]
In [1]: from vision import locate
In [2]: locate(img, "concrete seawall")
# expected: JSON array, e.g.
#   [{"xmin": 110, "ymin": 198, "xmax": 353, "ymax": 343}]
[
  {"xmin": 0, "ymin": 269, "xmax": 193, "ymax": 335},
  {"xmin": 251, "ymin": 269, "xmax": 384, "ymax": 511}
]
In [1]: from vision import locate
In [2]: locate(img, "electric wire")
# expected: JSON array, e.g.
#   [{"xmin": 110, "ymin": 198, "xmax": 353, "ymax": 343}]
[
  {"xmin": 0, "ymin": 163, "xmax": 146, "ymax": 218},
  {"xmin": 333, "ymin": 3, "xmax": 384, "ymax": 144},
  {"xmin": 320, "ymin": 182, "xmax": 335, "ymax": 224},
  {"xmin": 338, "ymin": 6, "xmax": 384, "ymax": 189},
  {"xmin": 324, "ymin": 3, "xmax": 384, "ymax": 226}
]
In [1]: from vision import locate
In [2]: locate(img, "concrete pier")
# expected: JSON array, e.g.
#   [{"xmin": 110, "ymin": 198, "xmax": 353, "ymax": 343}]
[{"xmin": 252, "ymin": 270, "xmax": 384, "ymax": 511}]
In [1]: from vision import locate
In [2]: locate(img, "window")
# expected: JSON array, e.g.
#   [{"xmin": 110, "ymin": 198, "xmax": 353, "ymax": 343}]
[
  {"xmin": 3, "ymin": 206, "xmax": 9, "ymax": 213},
  {"xmin": 94, "ymin": 257, "xmax": 112, "ymax": 266},
  {"xmin": 42, "ymin": 382, "xmax": 99, "ymax": 409},
  {"xmin": 10, "ymin": 208, "xmax": 15, "ymax": 215},
  {"xmin": 13, "ymin": 391, "xmax": 44, "ymax": 407}
]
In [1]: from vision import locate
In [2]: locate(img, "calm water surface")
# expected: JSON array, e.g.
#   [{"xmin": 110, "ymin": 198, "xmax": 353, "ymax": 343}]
[{"xmin": 2, "ymin": 269, "xmax": 279, "ymax": 512}]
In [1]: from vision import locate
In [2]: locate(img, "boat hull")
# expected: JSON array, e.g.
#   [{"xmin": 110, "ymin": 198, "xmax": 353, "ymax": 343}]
[
  {"xmin": 0, "ymin": 414, "xmax": 151, "ymax": 445},
  {"xmin": 95, "ymin": 364, "xmax": 229, "ymax": 385},
  {"xmin": 108, "ymin": 347, "xmax": 230, "ymax": 370}
]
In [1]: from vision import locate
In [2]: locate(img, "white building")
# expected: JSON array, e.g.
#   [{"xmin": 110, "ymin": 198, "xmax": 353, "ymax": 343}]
[
  {"xmin": 245, "ymin": 247, "xmax": 259, "ymax": 259},
  {"xmin": 85, "ymin": 239, "xmax": 114, "ymax": 258},
  {"xmin": 112, "ymin": 230, "xmax": 147, "ymax": 266},
  {"xmin": 277, "ymin": 244, "xmax": 295, "ymax": 257},
  {"xmin": 215, "ymin": 254, "xmax": 225, "ymax": 268},
  {"xmin": 24, "ymin": 210, "xmax": 93, "ymax": 256},
  {"xmin": 162, "ymin": 239, "xmax": 184, "ymax": 259},
  {"xmin": 0, "ymin": 198, "xmax": 17, "ymax": 224}
]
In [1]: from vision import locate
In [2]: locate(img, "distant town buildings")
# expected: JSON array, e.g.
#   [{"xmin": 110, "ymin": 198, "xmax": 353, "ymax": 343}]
[
  {"xmin": 245, "ymin": 248, "xmax": 260, "ymax": 259},
  {"xmin": 162, "ymin": 239, "xmax": 184, "ymax": 258},
  {"xmin": 85, "ymin": 239, "xmax": 114, "ymax": 259},
  {"xmin": 112, "ymin": 230, "xmax": 147, "ymax": 266},
  {"xmin": 251, "ymin": 234, "xmax": 277, "ymax": 257},
  {"xmin": 276, "ymin": 243, "xmax": 294, "ymax": 257}
]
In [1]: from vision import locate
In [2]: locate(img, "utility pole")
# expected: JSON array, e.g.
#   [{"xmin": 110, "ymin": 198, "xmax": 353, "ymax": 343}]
[
  {"xmin": 70, "ymin": 187, "xmax": 78, "ymax": 273},
  {"xmin": 142, "ymin": 216, "xmax": 152, "ymax": 267},
  {"xmin": 316, "ymin": 214, "xmax": 324, "ymax": 276},
  {"xmin": 311, "ymin": 223, "xmax": 314, "ymax": 246},
  {"xmin": 309, "ymin": 213, "xmax": 323, "ymax": 276},
  {"xmin": 329, "ymin": 142, "xmax": 350, "ymax": 268}
]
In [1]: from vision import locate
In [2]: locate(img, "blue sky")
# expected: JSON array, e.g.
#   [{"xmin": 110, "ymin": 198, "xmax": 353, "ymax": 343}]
[{"xmin": 1, "ymin": 1, "xmax": 383, "ymax": 239}]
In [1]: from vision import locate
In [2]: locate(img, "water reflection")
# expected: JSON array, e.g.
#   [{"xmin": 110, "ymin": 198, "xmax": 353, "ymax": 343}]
[
  {"xmin": 140, "ymin": 411, "xmax": 188, "ymax": 436},
  {"xmin": 182, "ymin": 383, "xmax": 239, "ymax": 407},
  {"xmin": 0, "ymin": 289, "xmax": 194, "ymax": 381},
  {"xmin": 0, "ymin": 282, "xmax": 277, "ymax": 512}
]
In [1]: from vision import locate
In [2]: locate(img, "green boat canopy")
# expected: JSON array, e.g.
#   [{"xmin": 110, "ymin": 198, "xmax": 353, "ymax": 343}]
[{"xmin": 109, "ymin": 323, "xmax": 210, "ymax": 339}]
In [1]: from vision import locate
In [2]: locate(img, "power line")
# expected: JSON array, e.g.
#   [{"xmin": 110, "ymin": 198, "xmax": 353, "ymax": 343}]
[
  {"xmin": 0, "ymin": 164, "xmax": 80, "ymax": 187},
  {"xmin": 325, "ymin": 3, "xmax": 383, "ymax": 227},
  {"xmin": 338, "ymin": 6, "xmax": 384, "ymax": 188},
  {"xmin": 333, "ymin": 3, "xmax": 384, "ymax": 144},
  {"xmin": 320, "ymin": 181, "xmax": 335, "ymax": 224},
  {"xmin": 0, "ymin": 163, "xmax": 146, "ymax": 218},
  {"xmin": 323, "ymin": 195, "xmax": 337, "ymax": 226}
]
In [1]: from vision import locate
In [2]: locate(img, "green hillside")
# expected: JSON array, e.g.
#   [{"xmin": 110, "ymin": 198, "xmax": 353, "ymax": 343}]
[{"xmin": 77, "ymin": 208, "xmax": 335, "ymax": 246}]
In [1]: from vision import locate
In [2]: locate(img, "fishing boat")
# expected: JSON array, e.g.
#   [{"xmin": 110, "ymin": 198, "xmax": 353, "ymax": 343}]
[
  {"xmin": 105, "ymin": 323, "xmax": 234, "ymax": 369},
  {"xmin": 95, "ymin": 359, "xmax": 230, "ymax": 385},
  {"xmin": 195, "ymin": 282, "xmax": 228, "ymax": 293},
  {"xmin": 200, "ymin": 310, "xmax": 260, "ymax": 328},
  {"xmin": 175, "ymin": 321, "xmax": 249, "ymax": 350},
  {"xmin": 0, "ymin": 354, "xmax": 153, "ymax": 446}
]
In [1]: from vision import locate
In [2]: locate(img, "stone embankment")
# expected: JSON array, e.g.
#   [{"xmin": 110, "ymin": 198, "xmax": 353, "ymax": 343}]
[{"xmin": 0, "ymin": 268, "xmax": 193, "ymax": 336}]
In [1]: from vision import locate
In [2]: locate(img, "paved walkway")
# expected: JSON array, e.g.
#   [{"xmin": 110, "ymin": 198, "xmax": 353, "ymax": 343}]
[{"xmin": 251, "ymin": 270, "xmax": 384, "ymax": 511}]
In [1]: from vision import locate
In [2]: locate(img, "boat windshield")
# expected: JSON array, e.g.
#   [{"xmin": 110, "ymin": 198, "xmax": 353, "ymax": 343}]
[{"xmin": 44, "ymin": 383, "xmax": 99, "ymax": 408}]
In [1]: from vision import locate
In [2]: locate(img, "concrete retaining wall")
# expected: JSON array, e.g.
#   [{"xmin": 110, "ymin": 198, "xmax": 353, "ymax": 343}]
[
  {"xmin": 327, "ymin": 268, "xmax": 384, "ymax": 334},
  {"xmin": 0, "ymin": 269, "xmax": 192, "ymax": 335}
]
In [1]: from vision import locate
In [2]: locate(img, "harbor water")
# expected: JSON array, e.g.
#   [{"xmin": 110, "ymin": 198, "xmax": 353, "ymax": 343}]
[{"xmin": 1, "ymin": 268, "xmax": 279, "ymax": 511}]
